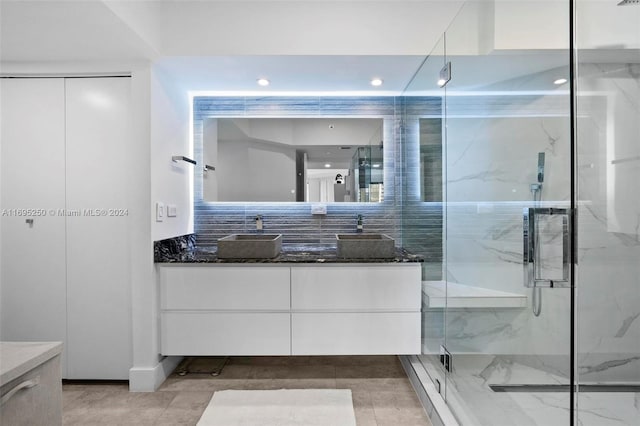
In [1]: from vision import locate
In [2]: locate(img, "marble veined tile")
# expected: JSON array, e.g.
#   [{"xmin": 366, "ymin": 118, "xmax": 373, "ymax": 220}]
[{"xmin": 425, "ymin": 354, "xmax": 639, "ymax": 426}]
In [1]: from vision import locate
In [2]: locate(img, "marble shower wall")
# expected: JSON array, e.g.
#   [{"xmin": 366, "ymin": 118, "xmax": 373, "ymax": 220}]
[
  {"xmin": 437, "ymin": 67, "xmax": 639, "ymax": 382},
  {"xmin": 576, "ymin": 63, "xmax": 640, "ymax": 383},
  {"xmin": 442, "ymin": 93, "xmax": 575, "ymax": 358}
]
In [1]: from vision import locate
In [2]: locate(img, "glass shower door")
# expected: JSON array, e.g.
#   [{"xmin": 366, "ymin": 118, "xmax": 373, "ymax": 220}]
[
  {"xmin": 441, "ymin": 1, "xmax": 574, "ymax": 425},
  {"xmin": 402, "ymin": 1, "xmax": 638, "ymax": 424},
  {"xmin": 575, "ymin": 1, "xmax": 640, "ymax": 424},
  {"xmin": 402, "ymin": 32, "xmax": 448, "ymax": 400}
]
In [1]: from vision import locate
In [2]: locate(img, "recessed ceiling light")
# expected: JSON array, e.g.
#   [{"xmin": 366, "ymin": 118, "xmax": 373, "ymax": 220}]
[
  {"xmin": 370, "ymin": 78, "xmax": 383, "ymax": 87},
  {"xmin": 554, "ymin": 78, "xmax": 568, "ymax": 85},
  {"xmin": 324, "ymin": 163, "xmax": 331, "ymax": 168},
  {"xmin": 257, "ymin": 78, "xmax": 270, "ymax": 86}
]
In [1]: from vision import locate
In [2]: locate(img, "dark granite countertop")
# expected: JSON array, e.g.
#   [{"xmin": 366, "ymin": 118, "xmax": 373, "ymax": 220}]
[{"xmin": 156, "ymin": 244, "xmax": 423, "ymax": 264}]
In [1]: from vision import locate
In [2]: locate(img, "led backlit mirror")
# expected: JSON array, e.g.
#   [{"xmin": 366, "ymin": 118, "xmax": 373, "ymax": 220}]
[{"xmin": 203, "ymin": 117, "xmax": 384, "ymax": 203}]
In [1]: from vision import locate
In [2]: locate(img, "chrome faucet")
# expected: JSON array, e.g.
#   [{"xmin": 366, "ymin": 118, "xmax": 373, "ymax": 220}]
[
  {"xmin": 255, "ymin": 215, "xmax": 263, "ymax": 232},
  {"xmin": 356, "ymin": 214, "xmax": 363, "ymax": 232}
]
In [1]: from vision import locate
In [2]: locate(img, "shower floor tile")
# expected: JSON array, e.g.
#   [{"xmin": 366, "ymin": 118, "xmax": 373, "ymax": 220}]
[{"xmin": 418, "ymin": 354, "xmax": 640, "ymax": 426}]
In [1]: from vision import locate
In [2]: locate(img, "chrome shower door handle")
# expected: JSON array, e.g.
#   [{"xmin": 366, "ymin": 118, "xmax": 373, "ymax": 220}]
[{"xmin": 523, "ymin": 207, "xmax": 574, "ymax": 288}]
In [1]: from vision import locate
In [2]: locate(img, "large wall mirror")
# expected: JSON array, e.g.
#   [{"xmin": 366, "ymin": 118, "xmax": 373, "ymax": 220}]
[{"xmin": 203, "ymin": 117, "xmax": 384, "ymax": 203}]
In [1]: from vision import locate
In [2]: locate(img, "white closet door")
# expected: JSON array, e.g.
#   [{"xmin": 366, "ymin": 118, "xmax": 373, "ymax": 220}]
[
  {"xmin": 0, "ymin": 79, "xmax": 68, "ymax": 376},
  {"xmin": 65, "ymin": 77, "xmax": 132, "ymax": 379}
]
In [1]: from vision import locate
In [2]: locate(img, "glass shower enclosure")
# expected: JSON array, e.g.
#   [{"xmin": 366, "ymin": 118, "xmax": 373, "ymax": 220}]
[{"xmin": 402, "ymin": 1, "xmax": 639, "ymax": 425}]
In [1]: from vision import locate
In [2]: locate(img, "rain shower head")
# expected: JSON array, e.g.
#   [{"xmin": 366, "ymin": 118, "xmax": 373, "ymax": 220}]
[{"xmin": 617, "ymin": 0, "xmax": 639, "ymax": 5}]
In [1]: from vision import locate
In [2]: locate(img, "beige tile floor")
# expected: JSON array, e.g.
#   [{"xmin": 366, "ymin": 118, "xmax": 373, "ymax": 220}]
[{"xmin": 63, "ymin": 355, "xmax": 432, "ymax": 426}]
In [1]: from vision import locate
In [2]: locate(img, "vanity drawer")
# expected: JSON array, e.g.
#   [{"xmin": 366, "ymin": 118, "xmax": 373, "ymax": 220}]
[
  {"xmin": 160, "ymin": 266, "xmax": 290, "ymax": 310},
  {"xmin": 291, "ymin": 264, "xmax": 421, "ymax": 311},
  {"xmin": 161, "ymin": 312, "xmax": 290, "ymax": 356},
  {"xmin": 291, "ymin": 312, "xmax": 420, "ymax": 355}
]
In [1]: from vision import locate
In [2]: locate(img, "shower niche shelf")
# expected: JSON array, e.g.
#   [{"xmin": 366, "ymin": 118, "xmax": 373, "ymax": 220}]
[{"xmin": 422, "ymin": 281, "xmax": 527, "ymax": 309}]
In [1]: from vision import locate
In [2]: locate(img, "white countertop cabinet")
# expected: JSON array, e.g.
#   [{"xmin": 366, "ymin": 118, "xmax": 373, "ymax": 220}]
[
  {"xmin": 0, "ymin": 342, "xmax": 63, "ymax": 426},
  {"xmin": 159, "ymin": 263, "xmax": 421, "ymax": 356}
]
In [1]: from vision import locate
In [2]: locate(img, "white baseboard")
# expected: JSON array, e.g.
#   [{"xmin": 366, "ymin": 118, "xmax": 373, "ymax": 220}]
[{"xmin": 128, "ymin": 356, "xmax": 183, "ymax": 392}]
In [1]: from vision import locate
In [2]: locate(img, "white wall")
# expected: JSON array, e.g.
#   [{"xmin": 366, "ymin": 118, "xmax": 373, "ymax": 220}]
[
  {"xmin": 493, "ymin": 1, "xmax": 569, "ymax": 51},
  {"xmin": 445, "ymin": 0, "xmax": 496, "ymax": 56},
  {"xmin": 150, "ymin": 65, "xmax": 193, "ymax": 241},
  {"xmin": 125, "ymin": 64, "xmax": 195, "ymax": 391},
  {"xmin": 493, "ymin": 1, "xmax": 639, "ymax": 52},
  {"xmin": 447, "ymin": 1, "xmax": 639, "ymax": 55},
  {"xmin": 576, "ymin": 1, "xmax": 640, "ymax": 50},
  {"xmin": 157, "ymin": 1, "xmax": 463, "ymax": 56},
  {"xmin": 126, "ymin": 65, "xmax": 161, "ymax": 391},
  {"xmin": 103, "ymin": 0, "xmax": 163, "ymax": 55},
  {"xmin": 0, "ymin": 0, "xmax": 157, "ymax": 63}
]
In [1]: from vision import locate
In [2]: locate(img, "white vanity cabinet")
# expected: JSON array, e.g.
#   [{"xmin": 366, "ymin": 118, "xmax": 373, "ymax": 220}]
[
  {"xmin": 160, "ymin": 266, "xmax": 291, "ymax": 355},
  {"xmin": 159, "ymin": 262, "xmax": 421, "ymax": 356},
  {"xmin": 291, "ymin": 265, "xmax": 421, "ymax": 355}
]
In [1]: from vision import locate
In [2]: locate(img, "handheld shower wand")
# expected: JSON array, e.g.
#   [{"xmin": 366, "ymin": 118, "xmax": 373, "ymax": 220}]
[
  {"xmin": 537, "ymin": 152, "xmax": 545, "ymax": 184},
  {"xmin": 531, "ymin": 152, "xmax": 545, "ymax": 197},
  {"xmin": 531, "ymin": 152, "xmax": 544, "ymax": 202},
  {"xmin": 531, "ymin": 152, "xmax": 545, "ymax": 317}
]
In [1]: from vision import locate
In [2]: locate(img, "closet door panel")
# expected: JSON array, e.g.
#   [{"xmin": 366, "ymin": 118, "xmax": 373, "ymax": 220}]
[
  {"xmin": 0, "ymin": 78, "xmax": 68, "ymax": 377},
  {"xmin": 65, "ymin": 77, "xmax": 132, "ymax": 379}
]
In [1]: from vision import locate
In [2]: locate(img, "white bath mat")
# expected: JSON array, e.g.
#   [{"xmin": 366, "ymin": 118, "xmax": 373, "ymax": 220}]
[{"xmin": 196, "ymin": 389, "xmax": 357, "ymax": 426}]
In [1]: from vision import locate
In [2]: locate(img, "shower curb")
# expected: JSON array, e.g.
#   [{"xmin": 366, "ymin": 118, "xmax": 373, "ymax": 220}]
[{"xmin": 399, "ymin": 355, "xmax": 460, "ymax": 426}]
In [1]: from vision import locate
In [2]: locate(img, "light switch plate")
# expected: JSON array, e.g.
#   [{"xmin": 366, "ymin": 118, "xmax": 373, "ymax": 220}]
[
  {"xmin": 311, "ymin": 204, "xmax": 327, "ymax": 215},
  {"xmin": 167, "ymin": 205, "xmax": 177, "ymax": 217},
  {"xmin": 156, "ymin": 202, "xmax": 165, "ymax": 222}
]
